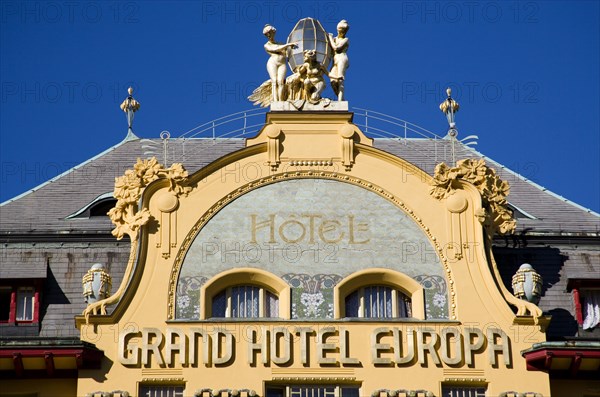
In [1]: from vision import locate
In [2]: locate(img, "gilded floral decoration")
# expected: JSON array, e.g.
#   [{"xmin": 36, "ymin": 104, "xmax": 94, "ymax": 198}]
[
  {"xmin": 83, "ymin": 157, "xmax": 191, "ymax": 321},
  {"xmin": 430, "ymin": 158, "xmax": 516, "ymax": 235}
]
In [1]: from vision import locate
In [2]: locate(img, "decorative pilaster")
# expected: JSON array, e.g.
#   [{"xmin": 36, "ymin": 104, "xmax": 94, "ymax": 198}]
[
  {"xmin": 264, "ymin": 124, "xmax": 282, "ymax": 170},
  {"xmin": 339, "ymin": 124, "xmax": 356, "ymax": 170}
]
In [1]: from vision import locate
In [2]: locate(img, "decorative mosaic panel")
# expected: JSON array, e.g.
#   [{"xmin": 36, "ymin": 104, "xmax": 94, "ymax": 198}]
[
  {"xmin": 283, "ymin": 273, "xmax": 342, "ymax": 319},
  {"xmin": 176, "ymin": 276, "xmax": 207, "ymax": 319},
  {"xmin": 415, "ymin": 275, "xmax": 448, "ymax": 319}
]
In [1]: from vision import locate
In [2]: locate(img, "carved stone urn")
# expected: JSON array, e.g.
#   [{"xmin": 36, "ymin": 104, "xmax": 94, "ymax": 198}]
[
  {"xmin": 82, "ymin": 263, "xmax": 112, "ymax": 304},
  {"xmin": 511, "ymin": 263, "xmax": 543, "ymax": 305}
]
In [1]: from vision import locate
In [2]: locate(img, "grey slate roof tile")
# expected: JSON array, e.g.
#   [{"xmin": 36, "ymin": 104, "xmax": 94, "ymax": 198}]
[
  {"xmin": 0, "ymin": 132, "xmax": 598, "ymax": 340},
  {"xmin": 1, "ymin": 136, "xmax": 597, "ymax": 235}
]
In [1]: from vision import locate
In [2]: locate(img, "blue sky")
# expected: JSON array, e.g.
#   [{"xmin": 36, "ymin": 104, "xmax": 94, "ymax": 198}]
[{"xmin": 1, "ymin": 1, "xmax": 599, "ymax": 212}]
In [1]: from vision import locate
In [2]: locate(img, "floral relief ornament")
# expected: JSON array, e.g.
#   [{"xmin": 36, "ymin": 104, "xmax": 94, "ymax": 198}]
[
  {"xmin": 108, "ymin": 158, "xmax": 191, "ymax": 240},
  {"xmin": 84, "ymin": 157, "xmax": 191, "ymax": 321},
  {"xmin": 430, "ymin": 158, "xmax": 516, "ymax": 235},
  {"xmin": 430, "ymin": 158, "xmax": 543, "ymax": 323}
]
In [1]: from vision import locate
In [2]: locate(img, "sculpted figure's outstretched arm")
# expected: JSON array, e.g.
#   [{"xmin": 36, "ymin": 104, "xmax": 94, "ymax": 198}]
[{"xmin": 263, "ymin": 24, "xmax": 297, "ymax": 102}]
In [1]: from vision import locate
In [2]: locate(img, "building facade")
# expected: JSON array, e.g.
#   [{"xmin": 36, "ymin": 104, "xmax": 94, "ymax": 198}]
[{"xmin": 1, "ymin": 104, "xmax": 598, "ymax": 396}]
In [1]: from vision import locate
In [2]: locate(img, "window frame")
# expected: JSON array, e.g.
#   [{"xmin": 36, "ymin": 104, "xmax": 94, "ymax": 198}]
[
  {"xmin": 211, "ymin": 284, "xmax": 279, "ymax": 319},
  {"xmin": 334, "ymin": 268, "xmax": 426, "ymax": 320},
  {"xmin": 344, "ymin": 285, "xmax": 412, "ymax": 319},
  {"xmin": 201, "ymin": 268, "xmax": 291, "ymax": 320},
  {"xmin": 567, "ymin": 278, "xmax": 600, "ymax": 329},
  {"xmin": 0, "ymin": 281, "xmax": 41, "ymax": 325}
]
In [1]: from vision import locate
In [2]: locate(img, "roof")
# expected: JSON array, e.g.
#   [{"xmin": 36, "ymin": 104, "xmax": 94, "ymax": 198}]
[
  {"xmin": 0, "ymin": 119, "xmax": 596, "ymax": 341},
  {"xmin": 0, "ymin": 131, "xmax": 598, "ymax": 237},
  {"xmin": 0, "ymin": 138, "xmax": 245, "ymax": 235},
  {"xmin": 0, "ymin": 249, "xmax": 48, "ymax": 279}
]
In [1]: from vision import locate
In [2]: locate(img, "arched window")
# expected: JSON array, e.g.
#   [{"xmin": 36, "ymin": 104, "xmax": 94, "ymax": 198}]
[
  {"xmin": 200, "ymin": 268, "xmax": 291, "ymax": 319},
  {"xmin": 344, "ymin": 285, "xmax": 412, "ymax": 318},
  {"xmin": 334, "ymin": 268, "xmax": 425, "ymax": 320},
  {"xmin": 211, "ymin": 285, "xmax": 279, "ymax": 318}
]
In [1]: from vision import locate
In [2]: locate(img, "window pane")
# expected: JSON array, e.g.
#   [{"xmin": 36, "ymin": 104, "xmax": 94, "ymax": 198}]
[
  {"xmin": 340, "ymin": 388, "xmax": 360, "ymax": 397},
  {"xmin": 582, "ymin": 290, "xmax": 600, "ymax": 329},
  {"xmin": 364, "ymin": 286, "xmax": 393, "ymax": 318},
  {"xmin": 16, "ymin": 287, "xmax": 34, "ymax": 321},
  {"xmin": 212, "ymin": 290, "xmax": 227, "ymax": 317},
  {"xmin": 266, "ymin": 290, "xmax": 279, "ymax": 317},
  {"xmin": 266, "ymin": 388, "xmax": 285, "ymax": 397},
  {"xmin": 0, "ymin": 287, "xmax": 11, "ymax": 322},
  {"xmin": 231, "ymin": 286, "xmax": 259, "ymax": 318},
  {"xmin": 345, "ymin": 290, "xmax": 359, "ymax": 317},
  {"xmin": 398, "ymin": 292, "xmax": 412, "ymax": 318}
]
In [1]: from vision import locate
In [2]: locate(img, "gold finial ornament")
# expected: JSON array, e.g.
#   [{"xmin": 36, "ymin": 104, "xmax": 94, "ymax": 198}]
[
  {"xmin": 439, "ymin": 87, "xmax": 459, "ymax": 115},
  {"xmin": 120, "ymin": 87, "xmax": 140, "ymax": 114},
  {"xmin": 120, "ymin": 87, "xmax": 141, "ymax": 131}
]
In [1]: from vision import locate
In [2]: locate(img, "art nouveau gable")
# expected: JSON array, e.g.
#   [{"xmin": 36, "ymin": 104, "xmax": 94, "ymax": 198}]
[{"xmin": 76, "ymin": 111, "xmax": 550, "ymax": 397}]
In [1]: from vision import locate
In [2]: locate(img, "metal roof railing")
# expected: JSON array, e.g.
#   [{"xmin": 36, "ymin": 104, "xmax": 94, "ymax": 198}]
[
  {"xmin": 352, "ymin": 107, "xmax": 445, "ymax": 141},
  {"xmin": 164, "ymin": 106, "xmax": 453, "ymax": 165},
  {"xmin": 179, "ymin": 107, "xmax": 268, "ymax": 140},
  {"xmin": 174, "ymin": 106, "xmax": 446, "ymax": 141}
]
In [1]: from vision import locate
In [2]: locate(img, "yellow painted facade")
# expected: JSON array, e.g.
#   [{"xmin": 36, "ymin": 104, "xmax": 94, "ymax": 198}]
[{"xmin": 74, "ymin": 111, "xmax": 551, "ymax": 397}]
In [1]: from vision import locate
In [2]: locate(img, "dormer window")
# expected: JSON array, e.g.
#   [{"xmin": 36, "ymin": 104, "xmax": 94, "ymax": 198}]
[
  {"xmin": 65, "ymin": 192, "xmax": 117, "ymax": 219},
  {"xmin": 0, "ymin": 283, "xmax": 41, "ymax": 324}
]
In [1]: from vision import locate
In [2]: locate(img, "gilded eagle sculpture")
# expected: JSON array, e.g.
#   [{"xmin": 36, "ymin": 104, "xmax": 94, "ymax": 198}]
[{"xmin": 249, "ymin": 18, "xmax": 350, "ymax": 107}]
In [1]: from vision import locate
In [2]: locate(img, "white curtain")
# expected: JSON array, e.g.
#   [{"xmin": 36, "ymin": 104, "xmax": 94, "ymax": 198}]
[{"xmin": 582, "ymin": 290, "xmax": 600, "ymax": 330}]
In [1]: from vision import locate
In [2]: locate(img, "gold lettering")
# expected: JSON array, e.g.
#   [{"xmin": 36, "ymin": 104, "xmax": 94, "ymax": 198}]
[
  {"xmin": 318, "ymin": 220, "xmax": 344, "ymax": 243},
  {"xmin": 250, "ymin": 214, "xmax": 370, "ymax": 245},
  {"xmin": 348, "ymin": 215, "xmax": 370, "ymax": 244},
  {"xmin": 251, "ymin": 214, "xmax": 275, "ymax": 243},
  {"xmin": 279, "ymin": 218, "xmax": 306, "ymax": 243},
  {"xmin": 303, "ymin": 214, "xmax": 322, "ymax": 243}
]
